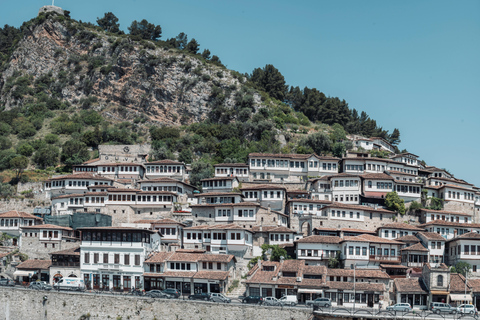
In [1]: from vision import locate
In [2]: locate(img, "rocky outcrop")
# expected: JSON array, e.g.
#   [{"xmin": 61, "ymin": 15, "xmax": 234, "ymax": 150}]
[{"xmin": 0, "ymin": 15, "xmax": 261, "ymax": 125}]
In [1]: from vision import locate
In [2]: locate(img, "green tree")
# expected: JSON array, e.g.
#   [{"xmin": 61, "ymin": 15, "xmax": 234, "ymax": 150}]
[
  {"xmin": 190, "ymin": 161, "xmax": 214, "ymax": 188},
  {"xmin": 408, "ymin": 201, "xmax": 423, "ymax": 213},
  {"xmin": 0, "ymin": 136, "xmax": 12, "ymax": 150},
  {"xmin": 10, "ymin": 155, "xmax": 28, "ymax": 180},
  {"xmin": 250, "ymin": 64, "xmax": 288, "ymax": 101},
  {"xmin": 185, "ymin": 38, "xmax": 199, "ymax": 54},
  {"xmin": 385, "ymin": 191, "xmax": 406, "ymax": 215},
  {"xmin": 428, "ymin": 197, "xmax": 444, "ymax": 210},
  {"xmin": 330, "ymin": 123, "xmax": 346, "ymax": 142},
  {"xmin": 389, "ymin": 128, "xmax": 401, "ymax": 146},
  {"xmin": 128, "ymin": 19, "xmax": 161, "ymax": 41},
  {"xmin": 178, "ymin": 148, "xmax": 193, "ymax": 164},
  {"xmin": 33, "ymin": 145, "xmax": 59, "ymax": 169},
  {"xmin": 96, "ymin": 12, "xmax": 121, "ymax": 34},
  {"xmin": 300, "ymin": 132, "xmax": 332, "ymax": 155},
  {"xmin": 451, "ymin": 262, "xmax": 471, "ymax": 276},
  {"xmin": 328, "ymin": 251, "xmax": 341, "ymax": 268},
  {"xmin": 16, "ymin": 142, "xmax": 34, "ymax": 156},
  {"xmin": 44, "ymin": 133, "xmax": 59, "ymax": 145},
  {"xmin": 0, "ymin": 182, "xmax": 15, "ymax": 199},
  {"xmin": 260, "ymin": 244, "xmax": 289, "ymax": 262},
  {"xmin": 332, "ymin": 142, "xmax": 346, "ymax": 158},
  {"xmin": 175, "ymin": 32, "xmax": 188, "ymax": 50},
  {"xmin": 201, "ymin": 49, "xmax": 211, "ymax": 60},
  {"xmin": 61, "ymin": 140, "xmax": 90, "ymax": 165}
]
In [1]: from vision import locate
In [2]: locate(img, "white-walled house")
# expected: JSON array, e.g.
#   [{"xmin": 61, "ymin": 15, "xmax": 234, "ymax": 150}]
[
  {"xmin": 194, "ymin": 192, "xmax": 243, "ymax": 205},
  {"xmin": 79, "ymin": 227, "xmax": 161, "ymax": 290},
  {"xmin": 183, "ymin": 224, "xmax": 253, "ymax": 256},
  {"xmin": 0, "ymin": 210, "xmax": 43, "ymax": 238},
  {"xmin": 241, "ymin": 184, "xmax": 286, "ymax": 213},
  {"xmin": 377, "ymin": 223, "xmax": 424, "ymax": 240},
  {"xmin": 421, "ymin": 221, "xmax": 480, "ymax": 240},
  {"xmin": 201, "ymin": 177, "xmax": 239, "ymax": 193},
  {"xmin": 416, "ymin": 232, "xmax": 446, "ymax": 266},
  {"xmin": 419, "ymin": 209, "xmax": 473, "ymax": 224},
  {"xmin": 122, "ymin": 218, "xmax": 185, "ymax": 249},
  {"xmin": 446, "ymin": 232, "xmax": 480, "ymax": 274},
  {"xmin": 214, "ymin": 163, "xmax": 249, "ymax": 181},
  {"xmin": 144, "ymin": 159, "xmax": 187, "ymax": 181},
  {"xmin": 44, "ymin": 173, "xmax": 114, "ymax": 199},
  {"xmin": 137, "ymin": 177, "xmax": 196, "ymax": 195},
  {"xmin": 296, "ymin": 235, "xmax": 342, "ymax": 265},
  {"xmin": 341, "ymin": 234, "xmax": 403, "ymax": 267}
]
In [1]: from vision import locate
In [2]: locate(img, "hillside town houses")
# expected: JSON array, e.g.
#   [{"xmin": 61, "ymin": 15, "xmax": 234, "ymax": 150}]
[{"xmin": 3, "ymin": 142, "xmax": 480, "ymax": 309}]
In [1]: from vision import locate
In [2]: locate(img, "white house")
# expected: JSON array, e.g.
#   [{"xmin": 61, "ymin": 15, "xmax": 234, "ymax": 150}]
[
  {"xmin": 214, "ymin": 163, "xmax": 249, "ymax": 181},
  {"xmin": 79, "ymin": 226, "xmax": 161, "ymax": 290},
  {"xmin": 296, "ymin": 235, "xmax": 342, "ymax": 266},
  {"xmin": 144, "ymin": 159, "xmax": 187, "ymax": 181},
  {"xmin": 446, "ymin": 232, "xmax": 480, "ymax": 274}
]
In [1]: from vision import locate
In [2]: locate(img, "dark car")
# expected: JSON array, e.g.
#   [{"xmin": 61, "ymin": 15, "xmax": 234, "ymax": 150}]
[
  {"xmin": 162, "ymin": 288, "xmax": 181, "ymax": 298},
  {"xmin": 145, "ymin": 290, "xmax": 167, "ymax": 298},
  {"xmin": 241, "ymin": 295, "xmax": 263, "ymax": 304},
  {"xmin": 188, "ymin": 292, "xmax": 210, "ymax": 301},
  {"xmin": 28, "ymin": 281, "xmax": 52, "ymax": 291},
  {"xmin": 0, "ymin": 278, "xmax": 15, "ymax": 286}
]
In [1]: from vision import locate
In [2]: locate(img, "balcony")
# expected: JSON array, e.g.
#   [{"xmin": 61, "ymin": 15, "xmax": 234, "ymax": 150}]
[{"xmin": 369, "ymin": 255, "xmax": 401, "ymax": 263}]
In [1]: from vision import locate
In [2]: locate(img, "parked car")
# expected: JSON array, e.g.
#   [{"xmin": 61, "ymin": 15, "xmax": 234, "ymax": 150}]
[
  {"xmin": 209, "ymin": 293, "xmax": 231, "ymax": 303},
  {"xmin": 386, "ymin": 303, "xmax": 412, "ymax": 312},
  {"xmin": 53, "ymin": 277, "xmax": 85, "ymax": 291},
  {"xmin": 28, "ymin": 281, "xmax": 52, "ymax": 291},
  {"xmin": 263, "ymin": 297, "xmax": 281, "ymax": 306},
  {"xmin": 162, "ymin": 288, "xmax": 181, "ymax": 298},
  {"xmin": 145, "ymin": 290, "xmax": 168, "ymax": 298},
  {"xmin": 308, "ymin": 297, "xmax": 331, "ymax": 308},
  {"xmin": 431, "ymin": 302, "xmax": 457, "ymax": 314},
  {"xmin": 278, "ymin": 295, "xmax": 298, "ymax": 306},
  {"xmin": 457, "ymin": 304, "xmax": 478, "ymax": 315},
  {"xmin": 241, "ymin": 295, "xmax": 263, "ymax": 304},
  {"xmin": 0, "ymin": 278, "xmax": 15, "ymax": 286},
  {"xmin": 188, "ymin": 292, "xmax": 210, "ymax": 301}
]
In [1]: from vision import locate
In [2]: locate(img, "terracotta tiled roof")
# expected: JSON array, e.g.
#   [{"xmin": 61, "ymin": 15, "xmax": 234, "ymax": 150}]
[
  {"xmin": 417, "ymin": 232, "xmax": 446, "ymax": 241},
  {"xmin": 133, "ymin": 218, "xmax": 185, "ymax": 226},
  {"xmin": 342, "ymin": 234, "xmax": 403, "ymax": 245},
  {"xmin": 0, "ymin": 211, "xmax": 42, "ymax": 220},
  {"xmin": 328, "ymin": 173, "xmax": 362, "ymax": 179},
  {"xmin": 327, "ymin": 268, "xmax": 390, "ymax": 279},
  {"xmin": 49, "ymin": 247, "xmax": 80, "ymax": 256},
  {"xmin": 448, "ymin": 232, "xmax": 480, "ymax": 241},
  {"xmin": 380, "ymin": 264, "xmax": 408, "ymax": 269},
  {"xmin": 250, "ymin": 226, "xmax": 295, "ymax": 233},
  {"xmin": 166, "ymin": 252, "xmax": 234, "ymax": 263},
  {"xmin": 280, "ymin": 260, "xmax": 305, "ymax": 273},
  {"xmin": 16, "ymin": 259, "xmax": 52, "ymax": 270},
  {"xmin": 145, "ymin": 252, "xmax": 174, "ymax": 263},
  {"xmin": 214, "ymin": 163, "xmax": 248, "ymax": 167},
  {"xmin": 106, "ymin": 188, "xmax": 141, "ymax": 192},
  {"xmin": 52, "ymin": 193, "xmax": 86, "ymax": 199},
  {"xmin": 47, "ymin": 173, "xmax": 113, "ymax": 181},
  {"xmin": 450, "ymin": 273, "xmax": 470, "ymax": 293},
  {"xmin": 378, "ymin": 223, "xmax": 423, "ymax": 231},
  {"xmin": 394, "ymin": 278, "xmax": 428, "ymax": 293},
  {"xmin": 193, "ymin": 271, "xmax": 229, "ymax": 280},
  {"xmin": 138, "ymin": 178, "xmax": 195, "ymax": 188},
  {"xmin": 341, "ymin": 228, "xmax": 376, "ymax": 234},
  {"xmin": 396, "ymin": 235, "xmax": 421, "ymax": 242},
  {"xmin": 439, "ymin": 184, "xmax": 475, "ymax": 192},
  {"xmin": 22, "ymin": 224, "xmax": 72, "ymax": 231},
  {"xmin": 361, "ymin": 173, "xmax": 395, "ymax": 180},
  {"xmin": 421, "ymin": 209, "xmax": 472, "ymax": 216},
  {"xmin": 400, "ymin": 242, "xmax": 428, "ymax": 252},
  {"xmin": 159, "ymin": 271, "xmax": 196, "ymax": 278},
  {"xmin": 295, "ymin": 235, "xmax": 342, "ymax": 244},
  {"xmin": 468, "ymin": 279, "xmax": 480, "ymax": 293},
  {"xmin": 146, "ymin": 160, "xmax": 184, "ymax": 165},
  {"xmin": 303, "ymin": 265, "xmax": 327, "ymax": 276}
]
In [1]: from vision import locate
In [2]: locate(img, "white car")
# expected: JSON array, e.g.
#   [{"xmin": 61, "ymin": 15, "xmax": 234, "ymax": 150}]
[
  {"xmin": 263, "ymin": 297, "xmax": 281, "ymax": 306},
  {"xmin": 457, "ymin": 304, "xmax": 477, "ymax": 315}
]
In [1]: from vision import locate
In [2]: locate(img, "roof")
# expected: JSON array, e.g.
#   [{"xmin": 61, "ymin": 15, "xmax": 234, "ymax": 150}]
[
  {"xmin": 214, "ymin": 163, "xmax": 248, "ymax": 167},
  {"xmin": 16, "ymin": 259, "xmax": 52, "ymax": 270},
  {"xmin": 421, "ymin": 209, "xmax": 473, "ymax": 216},
  {"xmin": 47, "ymin": 173, "xmax": 112, "ymax": 181},
  {"xmin": 146, "ymin": 159, "xmax": 184, "ymax": 165},
  {"xmin": 447, "ymin": 232, "xmax": 480, "ymax": 242},
  {"xmin": 250, "ymin": 226, "xmax": 296, "ymax": 233},
  {"xmin": 76, "ymin": 227, "xmax": 156, "ymax": 233},
  {"xmin": 450, "ymin": 273, "xmax": 470, "ymax": 293},
  {"xmin": 145, "ymin": 252, "xmax": 174, "ymax": 263},
  {"xmin": 327, "ymin": 268, "xmax": 390, "ymax": 279},
  {"xmin": 295, "ymin": 235, "xmax": 342, "ymax": 244},
  {"xmin": 417, "ymin": 231, "xmax": 446, "ymax": 241},
  {"xmin": 132, "ymin": 218, "xmax": 185, "ymax": 226},
  {"xmin": 0, "ymin": 211, "xmax": 42, "ymax": 220},
  {"xmin": 288, "ymin": 199, "xmax": 332, "ymax": 205},
  {"xmin": 361, "ymin": 173, "xmax": 395, "ymax": 180},
  {"xmin": 468, "ymin": 279, "xmax": 480, "ymax": 293},
  {"xmin": 49, "ymin": 247, "xmax": 80, "ymax": 256},
  {"xmin": 248, "ymin": 153, "xmax": 339, "ymax": 161},
  {"xmin": 22, "ymin": 224, "xmax": 72, "ymax": 231},
  {"xmin": 138, "ymin": 177, "xmax": 195, "ymax": 188},
  {"xmin": 322, "ymin": 203, "xmax": 395, "ymax": 214},
  {"xmin": 377, "ymin": 223, "xmax": 423, "ymax": 231},
  {"xmin": 342, "ymin": 234, "xmax": 403, "ymax": 245},
  {"xmin": 394, "ymin": 278, "xmax": 428, "ymax": 293},
  {"xmin": 400, "ymin": 242, "xmax": 428, "ymax": 252},
  {"xmin": 194, "ymin": 192, "xmax": 242, "ymax": 197},
  {"xmin": 193, "ymin": 271, "xmax": 230, "ymax": 280},
  {"xmin": 420, "ymin": 221, "xmax": 480, "ymax": 228},
  {"xmin": 325, "ymin": 281, "xmax": 384, "ymax": 292},
  {"xmin": 380, "ymin": 264, "xmax": 409, "ymax": 269},
  {"xmin": 396, "ymin": 235, "xmax": 421, "ymax": 242}
]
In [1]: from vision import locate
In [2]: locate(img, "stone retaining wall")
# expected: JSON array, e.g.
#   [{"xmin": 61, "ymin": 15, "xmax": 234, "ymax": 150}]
[{"xmin": 0, "ymin": 287, "xmax": 312, "ymax": 320}]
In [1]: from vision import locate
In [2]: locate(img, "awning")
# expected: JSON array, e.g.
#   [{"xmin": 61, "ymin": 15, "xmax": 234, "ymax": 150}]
[
  {"xmin": 298, "ymin": 288, "xmax": 323, "ymax": 294},
  {"xmin": 431, "ymin": 290, "xmax": 449, "ymax": 295},
  {"xmin": 450, "ymin": 294, "xmax": 473, "ymax": 302},
  {"xmin": 13, "ymin": 270, "xmax": 33, "ymax": 277}
]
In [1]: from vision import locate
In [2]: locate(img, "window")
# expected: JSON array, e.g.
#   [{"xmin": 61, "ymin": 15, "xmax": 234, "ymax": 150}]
[
  {"xmin": 124, "ymin": 254, "xmax": 130, "ymax": 265},
  {"xmin": 437, "ymin": 275, "xmax": 444, "ymax": 287},
  {"xmin": 94, "ymin": 253, "xmax": 99, "ymax": 263},
  {"xmin": 355, "ymin": 247, "xmax": 360, "ymax": 255},
  {"xmin": 114, "ymin": 254, "xmax": 120, "ymax": 264},
  {"xmin": 103, "ymin": 253, "xmax": 109, "ymax": 264},
  {"xmin": 135, "ymin": 255, "xmax": 140, "ymax": 266}
]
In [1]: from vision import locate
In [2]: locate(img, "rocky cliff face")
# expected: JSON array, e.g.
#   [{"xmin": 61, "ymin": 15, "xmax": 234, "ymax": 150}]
[{"xmin": 0, "ymin": 15, "xmax": 260, "ymax": 125}]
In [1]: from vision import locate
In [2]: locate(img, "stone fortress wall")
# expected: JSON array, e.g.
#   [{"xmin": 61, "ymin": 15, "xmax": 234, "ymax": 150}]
[{"xmin": 0, "ymin": 287, "xmax": 311, "ymax": 320}]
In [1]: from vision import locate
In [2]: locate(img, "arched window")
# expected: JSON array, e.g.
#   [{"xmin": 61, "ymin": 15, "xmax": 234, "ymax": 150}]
[{"xmin": 437, "ymin": 275, "xmax": 444, "ymax": 287}]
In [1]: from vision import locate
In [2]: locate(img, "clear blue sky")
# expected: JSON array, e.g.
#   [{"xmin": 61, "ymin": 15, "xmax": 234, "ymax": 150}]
[{"xmin": 2, "ymin": 0, "xmax": 480, "ymax": 185}]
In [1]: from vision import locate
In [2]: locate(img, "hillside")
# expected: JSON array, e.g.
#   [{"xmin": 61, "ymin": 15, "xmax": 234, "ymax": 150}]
[{"xmin": 0, "ymin": 9, "xmax": 402, "ymax": 189}]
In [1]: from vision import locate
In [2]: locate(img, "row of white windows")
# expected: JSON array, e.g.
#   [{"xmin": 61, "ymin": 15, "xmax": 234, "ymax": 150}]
[
  {"xmin": 217, "ymin": 209, "xmax": 254, "ymax": 217},
  {"xmin": 334, "ymin": 180, "xmax": 359, "ymax": 187},
  {"xmin": 334, "ymin": 195, "xmax": 358, "ymax": 202}
]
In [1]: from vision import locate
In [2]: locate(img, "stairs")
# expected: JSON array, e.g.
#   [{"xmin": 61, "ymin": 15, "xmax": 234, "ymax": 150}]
[{"xmin": 226, "ymin": 257, "xmax": 250, "ymax": 298}]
